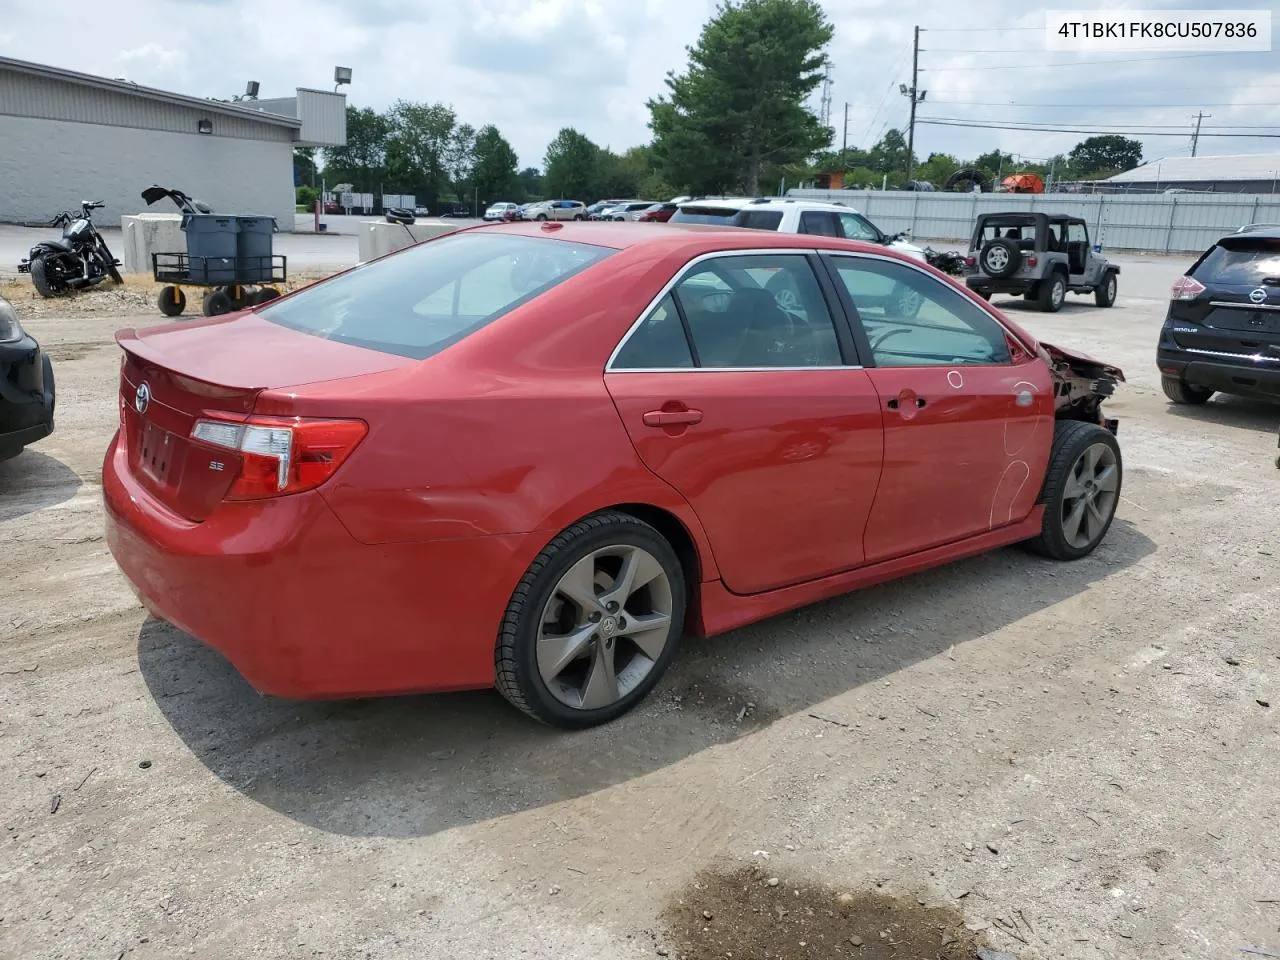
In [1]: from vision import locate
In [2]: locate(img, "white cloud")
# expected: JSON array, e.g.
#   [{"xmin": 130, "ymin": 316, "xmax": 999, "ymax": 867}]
[{"xmin": 0, "ymin": 0, "xmax": 1276, "ymax": 171}]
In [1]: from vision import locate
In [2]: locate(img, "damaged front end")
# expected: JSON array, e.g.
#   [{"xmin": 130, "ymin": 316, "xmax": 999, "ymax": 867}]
[{"xmin": 1039, "ymin": 341, "xmax": 1124, "ymax": 435}]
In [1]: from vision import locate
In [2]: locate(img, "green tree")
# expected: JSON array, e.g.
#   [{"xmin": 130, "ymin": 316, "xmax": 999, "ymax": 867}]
[
  {"xmin": 649, "ymin": 0, "xmax": 834, "ymax": 195},
  {"xmin": 384, "ymin": 100, "xmax": 457, "ymax": 210},
  {"xmin": 869, "ymin": 129, "xmax": 911, "ymax": 174},
  {"xmin": 293, "ymin": 147, "xmax": 317, "ymax": 188},
  {"xmin": 544, "ymin": 127, "xmax": 601, "ymax": 199},
  {"xmin": 295, "ymin": 185, "xmax": 319, "ymax": 208},
  {"xmin": 972, "ymin": 149, "xmax": 1015, "ymax": 181},
  {"xmin": 471, "ymin": 125, "xmax": 522, "ymax": 205},
  {"xmin": 1068, "ymin": 135, "xmax": 1143, "ymax": 177},
  {"xmin": 445, "ymin": 123, "xmax": 477, "ymax": 203},
  {"xmin": 915, "ymin": 152, "xmax": 959, "ymax": 188},
  {"xmin": 322, "ymin": 106, "xmax": 391, "ymax": 192},
  {"xmin": 517, "ymin": 167, "xmax": 543, "ymax": 199}
]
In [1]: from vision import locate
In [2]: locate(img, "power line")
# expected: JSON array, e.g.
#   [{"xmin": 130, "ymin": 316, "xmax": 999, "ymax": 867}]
[
  {"xmin": 917, "ymin": 118, "xmax": 1280, "ymax": 138},
  {"xmin": 921, "ymin": 115, "xmax": 1280, "ymax": 131},
  {"xmin": 925, "ymin": 100, "xmax": 1280, "ymax": 108},
  {"xmin": 858, "ymin": 44, "xmax": 912, "ymax": 146},
  {"xmin": 921, "ymin": 51, "xmax": 1269, "ymax": 71}
]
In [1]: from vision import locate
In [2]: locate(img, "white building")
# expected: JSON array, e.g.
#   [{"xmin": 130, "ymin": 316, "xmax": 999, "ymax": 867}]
[{"xmin": 0, "ymin": 56, "xmax": 346, "ymax": 227}]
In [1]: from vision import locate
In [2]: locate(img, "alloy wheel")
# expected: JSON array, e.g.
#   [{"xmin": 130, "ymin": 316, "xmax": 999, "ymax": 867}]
[
  {"xmin": 537, "ymin": 545, "xmax": 675, "ymax": 710},
  {"xmin": 1060, "ymin": 441, "xmax": 1119, "ymax": 549}
]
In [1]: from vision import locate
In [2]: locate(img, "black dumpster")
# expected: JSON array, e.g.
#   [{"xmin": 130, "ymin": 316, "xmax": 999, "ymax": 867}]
[
  {"xmin": 181, "ymin": 215, "xmax": 239, "ymax": 283},
  {"xmin": 235, "ymin": 216, "xmax": 277, "ymax": 281}
]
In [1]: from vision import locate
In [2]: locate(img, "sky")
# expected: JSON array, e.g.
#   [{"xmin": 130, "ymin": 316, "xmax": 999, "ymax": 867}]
[{"xmin": 1, "ymin": 0, "xmax": 1278, "ymax": 175}]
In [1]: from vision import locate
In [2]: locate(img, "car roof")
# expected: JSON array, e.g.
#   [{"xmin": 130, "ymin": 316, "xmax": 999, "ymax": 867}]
[
  {"xmin": 678, "ymin": 196, "xmax": 862, "ymax": 214},
  {"xmin": 454, "ymin": 219, "xmax": 901, "ymax": 256},
  {"xmin": 1231, "ymin": 223, "xmax": 1280, "ymax": 238}
]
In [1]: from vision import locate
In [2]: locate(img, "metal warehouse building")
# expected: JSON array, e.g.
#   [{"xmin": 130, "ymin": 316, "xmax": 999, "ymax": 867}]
[
  {"xmin": 1105, "ymin": 153, "xmax": 1280, "ymax": 194},
  {"xmin": 0, "ymin": 56, "xmax": 346, "ymax": 228}
]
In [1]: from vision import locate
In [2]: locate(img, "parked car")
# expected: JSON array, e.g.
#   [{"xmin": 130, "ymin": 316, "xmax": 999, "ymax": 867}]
[
  {"xmin": 103, "ymin": 222, "xmax": 1123, "ymax": 729},
  {"xmin": 604, "ymin": 201, "xmax": 659, "ymax": 222},
  {"xmin": 525, "ymin": 200, "xmax": 587, "ymax": 221},
  {"xmin": 586, "ymin": 200, "xmax": 627, "ymax": 218},
  {"xmin": 589, "ymin": 203, "xmax": 625, "ymax": 221},
  {"xmin": 414, "ymin": 206, "xmax": 430, "ymax": 217},
  {"xmin": 1158, "ymin": 225, "xmax": 1280, "ymax": 405},
  {"xmin": 484, "ymin": 202, "xmax": 520, "ymax": 221},
  {"xmin": 637, "ymin": 203, "xmax": 678, "ymax": 223},
  {"xmin": 669, "ymin": 198, "xmax": 926, "ymax": 261},
  {"xmin": 0, "ymin": 296, "xmax": 55, "ymax": 462},
  {"xmin": 323, "ymin": 201, "xmax": 342, "ymax": 215},
  {"xmin": 964, "ymin": 212, "xmax": 1119, "ymax": 312}
]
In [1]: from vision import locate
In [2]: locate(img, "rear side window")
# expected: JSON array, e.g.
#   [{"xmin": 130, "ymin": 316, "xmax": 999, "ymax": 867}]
[
  {"xmin": 735, "ymin": 210, "xmax": 784, "ymax": 231},
  {"xmin": 259, "ymin": 233, "xmax": 614, "ymax": 360},
  {"xmin": 1194, "ymin": 237, "xmax": 1280, "ymax": 285},
  {"xmin": 670, "ymin": 206, "xmax": 741, "ymax": 225},
  {"xmin": 611, "ymin": 294, "xmax": 694, "ymax": 369}
]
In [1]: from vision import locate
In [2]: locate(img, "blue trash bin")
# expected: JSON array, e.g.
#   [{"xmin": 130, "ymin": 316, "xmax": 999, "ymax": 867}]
[
  {"xmin": 235, "ymin": 216, "xmax": 277, "ymax": 282},
  {"xmin": 182, "ymin": 215, "xmax": 240, "ymax": 283}
]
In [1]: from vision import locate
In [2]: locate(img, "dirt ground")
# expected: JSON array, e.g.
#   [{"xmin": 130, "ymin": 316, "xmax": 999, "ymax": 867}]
[{"xmin": 2, "ymin": 255, "xmax": 1278, "ymax": 960}]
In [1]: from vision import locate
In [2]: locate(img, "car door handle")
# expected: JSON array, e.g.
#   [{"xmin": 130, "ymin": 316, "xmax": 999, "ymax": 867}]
[
  {"xmin": 643, "ymin": 408, "xmax": 703, "ymax": 427},
  {"xmin": 886, "ymin": 397, "xmax": 926, "ymax": 410}
]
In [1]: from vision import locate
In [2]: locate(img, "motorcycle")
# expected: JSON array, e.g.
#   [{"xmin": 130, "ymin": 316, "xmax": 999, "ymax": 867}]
[
  {"xmin": 924, "ymin": 245, "xmax": 967, "ymax": 277},
  {"xmin": 18, "ymin": 201, "xmax": 122, "ymax": 298}
]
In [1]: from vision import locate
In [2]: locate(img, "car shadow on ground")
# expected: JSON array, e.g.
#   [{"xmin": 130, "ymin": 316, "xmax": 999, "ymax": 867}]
[
  {"xmin": 991, "ymin": 298, "xmax": 1099, "ymax": 314},
  {"xmin": 138, "ymin": 519, "xmax": 1155, "ymax": 840},
  {"xmin": 1161, "ymin": 394, "xmax": 1279, "ymax": 436},
  {"xmin": 0, "ymin": 449, "xmax": 82, "ymax": 521}
]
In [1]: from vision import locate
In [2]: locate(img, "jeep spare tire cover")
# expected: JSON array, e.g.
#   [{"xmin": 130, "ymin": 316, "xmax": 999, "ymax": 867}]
[{"xmin": 979, "ymin": 238, "xmax": 1021, "ymax": 279}]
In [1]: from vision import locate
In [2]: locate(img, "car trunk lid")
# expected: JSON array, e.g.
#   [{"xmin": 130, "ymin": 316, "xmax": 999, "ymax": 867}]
[{"xmin": 116, "ymin": 313, "xmax": 413, "ymax": 521}]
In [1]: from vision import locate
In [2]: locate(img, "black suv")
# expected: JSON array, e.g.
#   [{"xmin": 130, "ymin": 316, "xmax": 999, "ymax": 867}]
[{"xmin": 1157, "ymin": 227, "xmax": 1280, "ymax": 404}]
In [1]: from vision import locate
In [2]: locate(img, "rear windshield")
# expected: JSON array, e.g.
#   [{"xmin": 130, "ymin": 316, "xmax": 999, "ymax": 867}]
[
  {"xmin": 259, "ymin": 233, "xmax": 614, "ymax": 360},
  {"xmin": 670, "ymin": 206, "xmax": 742, "ymax": 225},
  {"xmin": 1195, "ymin": 237, "xmax": 1280, "ymax": 285},
  {"xmin": 736, "ymin": 210, "xmax": 783, "ymax": 231}
]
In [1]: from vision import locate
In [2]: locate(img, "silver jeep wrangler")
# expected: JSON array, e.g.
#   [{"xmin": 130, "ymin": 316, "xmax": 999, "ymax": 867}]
[{"xmin": 964, "ymin": 212, "xmax": 1119, "ymax": 312}]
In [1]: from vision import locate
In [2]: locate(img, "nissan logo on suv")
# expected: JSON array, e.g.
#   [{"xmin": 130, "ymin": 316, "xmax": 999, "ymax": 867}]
[{"xmin": 1250, "ymin": 287, "xmax": 1268, "ymax": 304}]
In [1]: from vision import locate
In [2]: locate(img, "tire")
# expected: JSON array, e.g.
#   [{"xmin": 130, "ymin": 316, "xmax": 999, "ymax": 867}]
[
  {"xmin": 99, "ymin": 242, "xmax": 123, "ymax": 284},
  {"xmin": 892, "ymin": 282, "xmax": 923, "ymax": 318},
  {"xmin": 157, "ymin": 286, "xmax": 186, "ymax": 317},
  {"xmin": 1094, "ymin": 270, "xmax": 1117, "ymax": 307},
  {"xmin": 494, "ymin": 510, "xmax": 687, "ymax": 728},
  {"xmin": 975, "ymin": 290, "xmax": 991, "ymax": 301},
  {"xmin": 29, "ymin": 257, "xmax": 63, "ymax": 298},
  {"xmin": 202, "ymin": 290, "xmax": 233, "ymax": 316},
  {"xmin": 979, "ymin": 238, "xmax": 1021, "ymax": 279},
  {"xmin": 220, "ymin": 285, "xmax": 248, "ymax": 311},
  {"xmin": 252, "ymin": 287, "xmax": 281, "ymax": 306},
  {"xmin": 573, "ymin": 214, "xmax": 586, "ymax": 220},
  {"xmin": 535, "ymin": 214, "xmax": 548, "ymax": 221},
  {"xmin": 1161, "ymin": 375, "xmax": 1214, "ymax": 405},
  {"xmin": 1025, "ymin": 420, "xmax": 1122, "ymax": 561},
  {"xmin": 1038, "ymin": 270, "xmax": 1066, "ymax": 312}
]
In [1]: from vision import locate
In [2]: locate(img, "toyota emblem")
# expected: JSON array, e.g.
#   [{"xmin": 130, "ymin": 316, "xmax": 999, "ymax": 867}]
[
  {"xmin": 134, "ymin": 381, "xmax": 151, "ymax": 415},
  {"xmin": 1250, "ymin": 287, "xmax": 1268, "ymax": 304}
]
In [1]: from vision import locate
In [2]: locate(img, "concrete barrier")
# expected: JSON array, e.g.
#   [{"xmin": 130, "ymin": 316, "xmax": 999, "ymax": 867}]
[
  {"xmin": 120, "ymin": 213, "xmax": 185, "ymax": 275},
  {"xmin": 356, "ymin": 220, "xmax": 461, "ymax": 263}
]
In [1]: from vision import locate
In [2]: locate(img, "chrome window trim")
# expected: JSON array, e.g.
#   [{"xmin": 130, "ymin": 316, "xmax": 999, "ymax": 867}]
[
  {"xmin": 1208, "ymin": 300, "xmax": 1280, "ymax": 313},
  {"xmin": 605, "ymin": 247, "xmax": 857, "ymax": 372},
  {"xmin": 822, "ymin": 249, "xmax": 1032, "ymax": 361}
]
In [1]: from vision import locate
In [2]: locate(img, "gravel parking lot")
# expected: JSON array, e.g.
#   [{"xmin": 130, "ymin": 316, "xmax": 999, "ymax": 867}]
[{"xmin": 2, "ymin": 253, "xmax": 1278, "ymax": 960}]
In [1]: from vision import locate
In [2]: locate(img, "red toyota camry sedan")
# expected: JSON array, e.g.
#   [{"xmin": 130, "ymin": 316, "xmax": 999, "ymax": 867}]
[{"xmin": 104, "ymin": 221, "xmax": 1124, "ymax": 728}]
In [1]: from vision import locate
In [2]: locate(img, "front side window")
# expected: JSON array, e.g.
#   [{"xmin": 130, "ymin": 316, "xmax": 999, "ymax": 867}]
[
  {"xmin": 837, "ymin": 212, "xmax": 881, "ymax": 242},
  {"xmin": 260, "ymin": 233, "xmax": 614, "ymax": 360},
  {"xmin": 831, "ymin": 256, "xmax": 1011, "ymax": 367}
]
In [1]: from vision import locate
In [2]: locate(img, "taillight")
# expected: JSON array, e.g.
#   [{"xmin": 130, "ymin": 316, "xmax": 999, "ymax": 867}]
[
  {"xmin": 190, "ymin": 415, "xmax": 367, "ymax": 499},
  {"xmin": 965, "ymin": 255, "xmax": 976, "ymax": 267},
  {"xmin": 1171, "ymin": 275, "xmax": 1206, "ymax": 301},
  {"xmin": 1026, "ymin": 255, "xmax": 1038, "ymax": 267}
]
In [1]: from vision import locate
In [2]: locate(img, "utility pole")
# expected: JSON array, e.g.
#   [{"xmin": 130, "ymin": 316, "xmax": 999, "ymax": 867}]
[
  {"xmin": 1190, "ymin": 111, "xmax": 1211, "ymax": 157},
  {"xmin": 819, "ymin": 63, "xmax": 833, "ymax": 128},
  {"xmin": 900, "ymin": 26, "xmax": 926, "ymax": 183},
  {"xmin": 842, "ymin": 102, "xmax": 850, "ymax": 153}
]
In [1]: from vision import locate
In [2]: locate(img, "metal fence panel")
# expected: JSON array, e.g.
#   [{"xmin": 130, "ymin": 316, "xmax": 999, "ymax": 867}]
[{"xmin": 787, "ymin": 189, "xmax": 1280, "ymax": 253}]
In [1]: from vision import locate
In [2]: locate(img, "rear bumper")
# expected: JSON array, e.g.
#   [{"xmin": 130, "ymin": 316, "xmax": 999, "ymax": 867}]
[
  {"xmin": 102, "ymin": 430, "xmax": 536, "ymax": 699},
  {"xmin": 965, "ymin": 276, "xmax": 1032, "ymax": 294},
  {"xmin": 1158, "ymin": 347, "xmax": 1280, "ymax": 399},
  {"xmin": 0, "ymin": 345, "xmax": 55, "ymax": 459}
]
